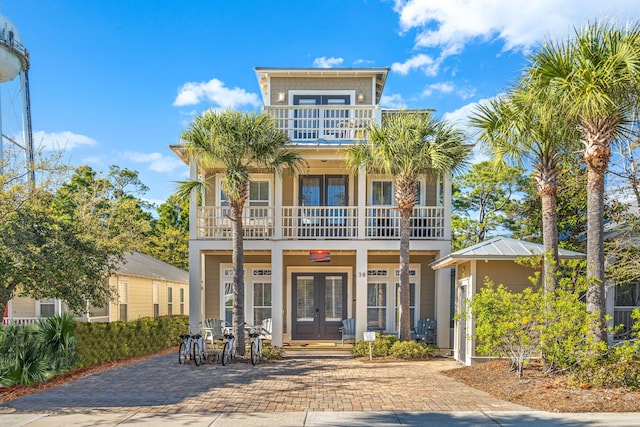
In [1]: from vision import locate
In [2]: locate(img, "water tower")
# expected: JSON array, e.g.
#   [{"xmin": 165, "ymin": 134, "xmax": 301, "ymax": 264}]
[{"xmin": 0, "ymin": 13, "xmax": 33, "ymax": 184}]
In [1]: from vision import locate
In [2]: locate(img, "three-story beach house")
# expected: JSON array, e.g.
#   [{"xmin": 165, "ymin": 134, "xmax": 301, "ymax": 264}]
[{"xmin": 172, "ymin": 67, "xmax": 454, "ymax": 347}]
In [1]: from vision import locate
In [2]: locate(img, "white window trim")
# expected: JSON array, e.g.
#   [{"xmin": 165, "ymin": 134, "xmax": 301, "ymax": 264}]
[
  {"xmin": 288, "ymin": 90, "xmax": 356, "ymax": 106},
  {"xmin": 367, "ymin": 264, "xmax": 421, "ymax": 333},
  {"xmin": 216, "ymin": 173, "xmax": 273, "ymax": 207},
  {"xmin": 369, "ymin": 177, "xmax": 394, "ymax": 206},
  {"xmin": 220, "ymin": 263, "xmax": 271, "ymax": 325},
  {"xmin": 368, "ymin": 176, "xmax": 426, "ymax": 206}
]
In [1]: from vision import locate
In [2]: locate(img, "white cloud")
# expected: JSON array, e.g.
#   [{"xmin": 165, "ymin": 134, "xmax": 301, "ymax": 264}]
[
  {"xmin": 391, "ymin": 53, "xmax": 436, "ymax": 75},
  {"xmin": 173, "ymin": 78, "xmax": 260, "ymax": 109},
  {"xmin": 313, "ymin": 56, "xmax": 344, "ymax": 68},
  {"xmin": 33, "ymin": 130, "xmax": 97, "ymax": 151},
  {"xmin": 394, "ymin": 0, "xmax": 640, "ymax": 54},
  {"xmin": 353, "ymin": 58, "xmax": 375, "ymax": 66},
  {"xmin": 422, "ymin": 82, "xmax": 455, "ymax": 97},
  {"xmin": 443, "ymin": 97, "xmax": 504, "ymax": 163},
  {"xmin": 380, "ymin": 94, "xmax": 408, "ymax": 109},
  {"xmin": 121, "ymin": 151, "xmax": 185, "ymax": 173}
]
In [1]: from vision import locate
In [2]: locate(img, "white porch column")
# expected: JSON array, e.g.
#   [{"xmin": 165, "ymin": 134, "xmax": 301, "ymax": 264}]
[
  {"xmin": 357, "ymin": 165, "xmax": 366, "ymax": 240},
  {"xmin": 189, "ymin": 158, "xmax": 198, "ymax": 240},
  {"xmin": 274, "ymin": 173, "xmax": 283, "ymax": 240},
  {"xmin": 355, "ymin": 248, "xmax": 368, "ymax": 340},
  {"xmin": 435, "ymin": 266, "xmax": 451, "ymax": 349},
  {"xmin": 188, "ymin": 246, "xmax": 202, "ymax": 329},
  {"xmin": 442, "ymin": 172, "xmax": 452, "ymax": 241},
  {"xmin": 271, "ymin": 247, "xmax": 283, "ymax": 346}
]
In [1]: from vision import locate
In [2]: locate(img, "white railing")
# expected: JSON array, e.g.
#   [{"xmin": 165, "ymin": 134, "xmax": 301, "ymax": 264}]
[
  {"xmin": 196, "ymin": 205, "xmax": 446, "ymax": 240},
  {"xmin": 2, "ymin": 317, "xmax": 39, "ymax": 325},
  {"xmin": 282, "ymin": 206, "xmax": 358, "ymax": 238},
  {"xmin": 197, "ymin": 206, "xmax": 274, "ymax": 239},
  {"xmin": 366, "ymin": 206, "xmax": 445, "ymax": 239},
  {"xmin": 265, "ymin": 105, "xmax": 374, "ymax": 142}
]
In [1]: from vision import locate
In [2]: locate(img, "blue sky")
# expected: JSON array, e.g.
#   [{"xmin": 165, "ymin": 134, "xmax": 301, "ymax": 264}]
[{"xmin": 2, "ymin": 0, "xmax": 639, "ymax": 206}]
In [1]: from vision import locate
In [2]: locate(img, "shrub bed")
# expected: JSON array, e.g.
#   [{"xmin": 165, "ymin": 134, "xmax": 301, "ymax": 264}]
[{"xmin": 352, "ymin": 333, "xmax": 436, "ymax": 360}]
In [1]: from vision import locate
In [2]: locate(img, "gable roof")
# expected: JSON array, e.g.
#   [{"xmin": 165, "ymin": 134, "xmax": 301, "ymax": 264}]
[
  {"xmin": 431, "ymin": 237, "xmax": 585, "ymax": 270},
  {"xmin": 116, "ymin": 251, "xmax": 188, "ymax": 283}
]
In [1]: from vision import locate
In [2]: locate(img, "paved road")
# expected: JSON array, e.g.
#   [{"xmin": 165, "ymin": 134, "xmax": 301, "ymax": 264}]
[{"xmin": 0, "ymin": 353, "xmax": 639, "ymax": 426}]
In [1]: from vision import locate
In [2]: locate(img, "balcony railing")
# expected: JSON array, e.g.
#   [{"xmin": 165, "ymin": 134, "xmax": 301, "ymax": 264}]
[
  {"xmin": 197, "ymin": 206, "xmax": 275, "ymax": 239},
  {"xmin": 264, "ymin": 105, "xmax": 375, "ymax": 142},
  {"xmin": 613, "ymin": 306, "xmax": 639, "ymax": 340},
  {"xmin": 365, "ymin": 206, "xmax": 445, "ymax": 239},
  {"xmin": 282, "ymin": 206, "xmax": 358, "ymax": 238},
  {"xmin": 196, "ymin": 206, "xmax": 445, "ymax": 240}
]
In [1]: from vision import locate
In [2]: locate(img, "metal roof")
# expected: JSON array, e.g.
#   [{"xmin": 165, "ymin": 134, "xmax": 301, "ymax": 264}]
[
  {"xmin": 431, "ymin": 237, "xmax": 585, "ymax": 270},
  {"xmin": 117, "ymin": 251, "xmax": 188, "ymax": 283}
]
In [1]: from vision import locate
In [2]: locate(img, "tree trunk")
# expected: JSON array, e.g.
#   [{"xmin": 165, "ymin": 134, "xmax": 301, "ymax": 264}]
[
  {"xmin": 540, "ymin": 192, "xmax": 559, "ymax": 292},
  {"xmin": 586, "ymin": 165, "xmax": 607, "ymax": 343},
  {"xmin": 582, "ymin": 118, "xmax": 614, "ymax": 344},
  {"xmin": 536, "ymin": 158, "xmax": 559, "ymax": 293},
  {"xmin": 231, "ymin": 202, "xmax": 245, "ymax": 356},
  {"xmin": 398, "ymin": 210, "xmax": 412, "ymax": 341}
]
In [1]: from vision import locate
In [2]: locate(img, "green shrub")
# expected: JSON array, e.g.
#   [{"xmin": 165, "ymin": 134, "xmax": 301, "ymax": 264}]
[
  {"xmin": 352, "ymin": 333, "xmax": 398, "ymax": 357},
  {"xmin": 262, "ymin": 345, "xmax": 284, "ymax": 360},
  {"xmin": 390, "ymin": 340, "xmax": 436, "ymax": 359},
  {"xmin": 467, "ymin": 281, "xmax": 543, "ymax": 376},
  {"xmin": 0, "ymin": 313, "xmax": 79, "ymax": 386},
  {"xmin": 74, "ymin": 315, "xmax": 188, "ymax": 368}
]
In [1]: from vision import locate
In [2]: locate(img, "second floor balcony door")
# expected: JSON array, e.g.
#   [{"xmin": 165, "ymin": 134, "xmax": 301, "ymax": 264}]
[
  {"xmin": 293, "ymin": 95, "xmax": 350, "ymax": 140},
  {"xmin": 300, "ymin": 175, "xmax": 348, "ymax": 237}
]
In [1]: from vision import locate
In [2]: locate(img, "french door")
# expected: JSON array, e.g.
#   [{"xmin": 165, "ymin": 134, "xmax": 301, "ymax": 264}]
[
  {"xmin": 293, "ymin": 95, "xmax": 350, "ymax": 139},
  {"xmin": 292, "ymin": 273, "xmax": 347, "ymax": 340},
  {"xmin": 299, "ymin": 175, "xmax": 348, "ymax": 237}
]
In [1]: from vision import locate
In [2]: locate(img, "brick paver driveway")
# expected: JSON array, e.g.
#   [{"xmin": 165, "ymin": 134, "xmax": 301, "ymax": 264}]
[{"xmin": 0, "ymin": 353, "xmax": 529, "ymax": 415}]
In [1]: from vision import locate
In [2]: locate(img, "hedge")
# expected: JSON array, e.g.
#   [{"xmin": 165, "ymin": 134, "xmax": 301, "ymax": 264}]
[{"xmin": 74, "ymin": 315, "xmax": 188, "ymax": 368}]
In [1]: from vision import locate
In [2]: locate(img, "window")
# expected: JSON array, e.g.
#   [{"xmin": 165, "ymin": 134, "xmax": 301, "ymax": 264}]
[
  {"xmin": 118, "ymin": 280, "xmax": 128, "ymax": 321},
  {"xmin": 371, "ymin": 180, "xmax": 393, "ymax": 205},
  {"xmin": 167, "ymin": 286, "xmax": 173, "ymax": 316},
  {"xmin": 253, "ymin": 282, "xmax": 272, "ymax": 324},
  {"xmin": 615, "ymin": 282, "xmax": 640, "ymax": 306},
  {"xmin": 39, "ymin": 299, "xmax": 55, "ymax": 318},
  {"xmin": 179, "ymin": 287, "xmax": 185, "ymax": 315},
  {"xmin": 395, "ymin": 282, "xmax": 416, "ymax": 329},
  {"xmin": 153, "ymin": 283, "xmax": 160, "ymax": 318},
  {"xmin": 224, "ymin": 281, "xmax": 233, "ymax": 324},
  {"xmin": 367, "ymin": 283, "xmax": 387, "ymax": 330}
]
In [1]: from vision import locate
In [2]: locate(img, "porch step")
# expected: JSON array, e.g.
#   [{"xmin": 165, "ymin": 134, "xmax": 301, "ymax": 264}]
[{"xmin": 283, "ymin": 343, "xmax": 354, "ymax": 359}]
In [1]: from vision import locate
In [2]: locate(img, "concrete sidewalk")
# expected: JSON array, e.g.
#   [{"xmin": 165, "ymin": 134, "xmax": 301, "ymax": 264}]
[{"xmin": 3, "ymin": 411, "xmax": 640, "ymax": 426}]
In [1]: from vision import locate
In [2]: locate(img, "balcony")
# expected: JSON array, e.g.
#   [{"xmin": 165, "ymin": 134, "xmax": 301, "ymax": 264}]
[
  {"xmin": 196, "ymin": 206, "xmax": 445, "ymax": 240},
  {"xmin": 264, "ymin": 105, "xmax": 376, "ymax": 142}
]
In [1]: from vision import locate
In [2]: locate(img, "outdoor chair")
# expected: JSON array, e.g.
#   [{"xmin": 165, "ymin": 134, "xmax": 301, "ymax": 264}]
[
  {"xmin": 411, "ymin": 318, "xmax": 436, "ymax": 345},
  {"xmin": 260, "ymin": 317, "xmax": 273, "ymax": 342},
  {"xmin": 340, "ymin": 317, "xmax": 356, "ymax": 347},
  {"xmin": 203, "ymin": 318, "xmax": 225, "ymax": 345}
]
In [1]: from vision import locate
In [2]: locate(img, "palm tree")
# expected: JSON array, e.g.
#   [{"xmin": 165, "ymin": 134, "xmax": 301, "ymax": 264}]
[
  {"xmin": 470, "ymin": 87, "xmax": 579, "ymax": 292},
  {"xmin": 178, "ymin": 110, "xmax": 304, "ymax": 354},
  {"xmin": 527, "ymin": 22, "xmax": 640, "ymax": 342},
  {"xmin": 345, "ymin": 112, "xmax": 469, "ymax": 341}
]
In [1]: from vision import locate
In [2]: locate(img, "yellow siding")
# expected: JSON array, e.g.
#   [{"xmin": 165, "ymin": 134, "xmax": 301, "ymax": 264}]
[
  {"xmin": 11, "ymin": 296, "xmax": 36, "ymax": 317},
  {"xmin": 270, "ymin": 77, "xmax": 373, "ymax": 104},
  {"xmin": 476, "ymin": 260, "xmax": 539, "ymax": 293}
]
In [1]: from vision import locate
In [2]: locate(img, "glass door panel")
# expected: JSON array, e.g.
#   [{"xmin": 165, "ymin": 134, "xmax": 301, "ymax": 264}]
[
  {"xmin": 296, "ymin": 276, "xmax": 315, "ymax": 322},
  {"xmin": 324, "ymin": 276, "xmax": 344, "ymax": 321}
]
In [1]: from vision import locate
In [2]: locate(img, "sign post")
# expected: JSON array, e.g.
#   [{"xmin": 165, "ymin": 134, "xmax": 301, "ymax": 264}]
[{"xmin": 363, "ymin": 331, "xmax": 376, "ymax": 361}]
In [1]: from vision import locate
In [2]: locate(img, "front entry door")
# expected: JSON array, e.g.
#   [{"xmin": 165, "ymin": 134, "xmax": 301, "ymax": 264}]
[{"xmin": 292, "ymin": 273, "xmax": 347, "ymax": 340}]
